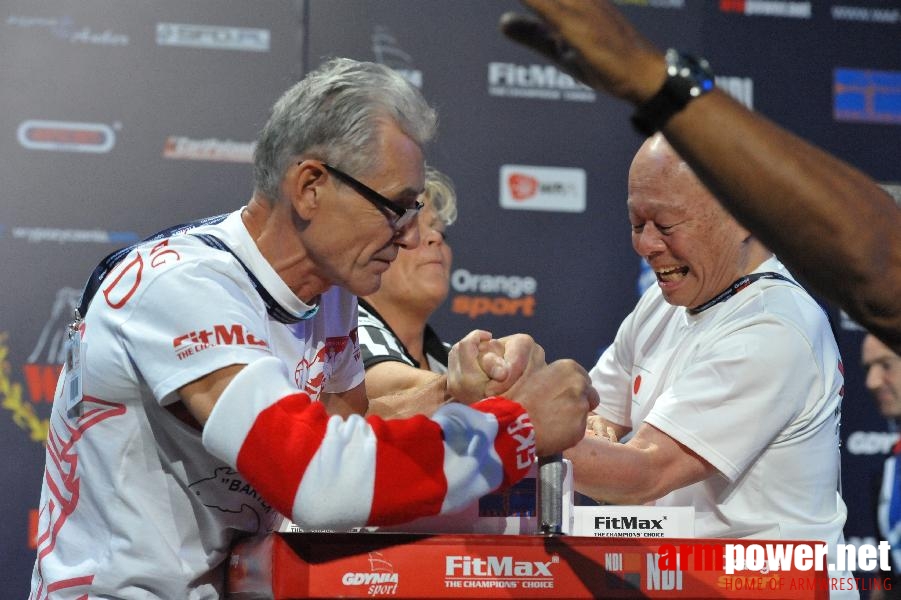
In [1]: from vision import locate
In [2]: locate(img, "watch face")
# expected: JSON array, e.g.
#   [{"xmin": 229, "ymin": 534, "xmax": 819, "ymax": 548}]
[{"xmin": 665, "ymin": 49, "xmax": 715, "ymax": 99}]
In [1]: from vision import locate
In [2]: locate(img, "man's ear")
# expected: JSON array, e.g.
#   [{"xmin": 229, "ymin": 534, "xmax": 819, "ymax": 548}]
[{"xmin": 288, "ymin": 160, "xmax": 328, "ymax": 221}]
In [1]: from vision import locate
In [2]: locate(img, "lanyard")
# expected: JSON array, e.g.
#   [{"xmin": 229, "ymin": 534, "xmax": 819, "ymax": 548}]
[
  {"xmin": 687, "ymin": 272, "xmax": 796, "ymax": 315},
  {"xmin": 74, "ymin": 214, "xmax": 318, "ymax": 326},
  {"xmin": 192, "ymin": 233, "xmax": 318, "ymax": 324}
]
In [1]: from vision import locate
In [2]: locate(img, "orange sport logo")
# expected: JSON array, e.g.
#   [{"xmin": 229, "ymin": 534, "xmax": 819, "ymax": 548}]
[{"xmin": 449, "ymin": 268, "xmax": 537, "ymax": 319}]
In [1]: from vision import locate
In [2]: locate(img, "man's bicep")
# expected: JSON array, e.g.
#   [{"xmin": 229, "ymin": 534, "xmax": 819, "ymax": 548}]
[{"xmin": 179, "ymin": 364, "xmax": 247, "ymax": 426}]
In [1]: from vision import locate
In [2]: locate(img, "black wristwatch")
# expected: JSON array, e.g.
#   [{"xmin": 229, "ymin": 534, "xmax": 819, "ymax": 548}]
[{"xmin": 630, "ymin": 49, "xmax": 715, "ymax": 136}]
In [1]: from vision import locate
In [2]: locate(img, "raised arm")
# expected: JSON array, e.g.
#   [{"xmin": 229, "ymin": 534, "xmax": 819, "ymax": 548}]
[{"xmin": 501, "ymin": 0, "xmax": 901, "ymax": 351}]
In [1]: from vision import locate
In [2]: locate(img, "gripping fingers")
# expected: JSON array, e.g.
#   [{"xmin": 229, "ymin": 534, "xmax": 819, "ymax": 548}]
[
  {"xmin": 448, "ymin": 330, "xmax": 497, "ymax": 404},
  {"xmin": 478, "ymin": 338, "xmax": 509, "ymax": 382}
]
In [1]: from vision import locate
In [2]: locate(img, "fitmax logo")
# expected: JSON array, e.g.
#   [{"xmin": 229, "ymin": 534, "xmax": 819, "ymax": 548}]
[
  {"xmin": 595, "ymin": 516, "xmax": 664, "ymax": 530},
  {"xmin": 446, "ymin": 556, "xmax": 554, "ymax": 577}
]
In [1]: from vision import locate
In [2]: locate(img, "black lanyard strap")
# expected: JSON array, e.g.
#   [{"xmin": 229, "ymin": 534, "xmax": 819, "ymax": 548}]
[
  {"xmin": 688, "ymin": 272, "xmax": 796, "ymax": 315},
  {"xmin": 191, "ymin": 233, "xmax": 318, "ymax": 324},
  {"xmin": 76, "ymin": 214, "xmax": 230, "ymax": 320}
]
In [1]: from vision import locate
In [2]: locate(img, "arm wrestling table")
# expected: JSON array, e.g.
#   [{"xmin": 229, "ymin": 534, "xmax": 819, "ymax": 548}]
[{"xmin": 226, "ymin": 458, "xmax": 832, "ymax": 599}]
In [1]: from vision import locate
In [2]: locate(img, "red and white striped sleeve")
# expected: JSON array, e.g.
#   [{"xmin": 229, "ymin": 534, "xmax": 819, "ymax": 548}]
[{"xmin": 201, "ymin": 356, "xmax": 535, "ymax": 529}]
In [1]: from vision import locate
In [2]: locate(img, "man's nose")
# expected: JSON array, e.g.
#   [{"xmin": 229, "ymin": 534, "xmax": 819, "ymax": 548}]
[
  {"xmin": 865, "ymin": 366, "xmax": 883, "ymax": 392},
  {"xmin": 394, "ymin": 217, "xmax": 420, "ymax": 249},
  {"xmin": 634, "ymin": 226, "xmax": 665, "ymax": 256}
]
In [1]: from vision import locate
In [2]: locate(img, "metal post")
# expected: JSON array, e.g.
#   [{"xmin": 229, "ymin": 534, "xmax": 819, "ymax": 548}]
[{"xmin": 537, "ymin": 453, "xmax": 564, "ymax": 535}]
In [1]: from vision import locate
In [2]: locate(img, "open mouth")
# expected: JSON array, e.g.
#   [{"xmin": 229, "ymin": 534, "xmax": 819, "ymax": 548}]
[{"xmin": 656, "ymin": 265, "xmax": 689, "ymax": 283}]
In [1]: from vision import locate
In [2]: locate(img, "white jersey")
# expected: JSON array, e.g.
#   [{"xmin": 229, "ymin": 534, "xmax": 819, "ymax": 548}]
[
  {"xmin": 31, "ymin": 210, "xmax": 364, "ymax": 599},
  {"xmin": 592, "ymin": 257, "xmax": 855, "ymax": 596}
]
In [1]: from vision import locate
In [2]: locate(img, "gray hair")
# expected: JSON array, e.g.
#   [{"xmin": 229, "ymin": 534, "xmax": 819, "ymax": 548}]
[
  {"xmin": 253, "ymin": 57, "xmax": 438, "ymax": 200},
  {"xmin": 423, "ymin": 166, "xmax": 458, "ymax": 227}
]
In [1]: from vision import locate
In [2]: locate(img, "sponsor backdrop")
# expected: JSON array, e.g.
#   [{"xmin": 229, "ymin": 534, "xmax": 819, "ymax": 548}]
[{"xmin": 2, "ymin": 0, "xmax": 899, "ymax": 595}]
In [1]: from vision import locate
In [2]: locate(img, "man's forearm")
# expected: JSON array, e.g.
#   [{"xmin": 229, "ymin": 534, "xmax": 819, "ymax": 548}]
[
  {"xmin": 565, "ymin": 436, "xmax": 659, "ymax": 505},
  {"xmin": 367, "ymin": 373, "xmax": 449, "ymax": 419}
]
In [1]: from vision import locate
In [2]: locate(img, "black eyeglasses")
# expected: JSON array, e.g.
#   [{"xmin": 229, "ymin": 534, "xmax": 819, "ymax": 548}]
[{"xmin": 324, "ymin": 163, "xmax": 423, "ymax": 231}]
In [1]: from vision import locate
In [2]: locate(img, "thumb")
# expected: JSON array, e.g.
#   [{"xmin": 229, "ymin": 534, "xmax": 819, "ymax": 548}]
[{"xmin": 499, "ymin": 12, "xmax": 562, "ymax": 61}]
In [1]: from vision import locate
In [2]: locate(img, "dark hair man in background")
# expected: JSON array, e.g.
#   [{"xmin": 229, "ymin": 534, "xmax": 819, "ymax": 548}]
[{"xmin": 864, "ymin": 333, "xmax": 901, "ymax": 600}]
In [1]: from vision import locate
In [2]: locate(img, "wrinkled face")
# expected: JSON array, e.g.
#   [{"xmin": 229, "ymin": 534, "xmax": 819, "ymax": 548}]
[
  {"xmin": 862, "ymin": 334, "xmax": 901, "ymax": 419},
  {"xmin": 627, "ymin": 138, "xmax": 750, "ymax": 308},
  {"xmin": 307, "ymin": 121, "xmax": 425, "ymax": 296},
  {"xmin": 369, "ymin": 201, "xmax": 452, "ymax": 316}
]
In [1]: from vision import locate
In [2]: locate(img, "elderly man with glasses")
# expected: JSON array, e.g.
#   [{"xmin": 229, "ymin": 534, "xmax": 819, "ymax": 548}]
[{"xmin": 29, "ymin": 57, "xmax": 597, "ymax": 600}]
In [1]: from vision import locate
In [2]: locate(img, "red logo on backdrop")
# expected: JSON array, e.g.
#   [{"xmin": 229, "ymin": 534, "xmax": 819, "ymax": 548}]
[
  {"xmin": 719, "ymin": 0, "xmax": 746, "ymax": 12},
  {"xmin": 17, "ymin": 119, "xmax": 116, "ymax": 153},
  {"xmin": 508, "ymin": 173, "xmax": 539, "ymax": 201}
]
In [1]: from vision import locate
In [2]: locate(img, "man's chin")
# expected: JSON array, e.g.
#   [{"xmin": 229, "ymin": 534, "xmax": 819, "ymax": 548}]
[{"xmin": 347, "ymin": 274, "xmax": 382, "ymax": 297}]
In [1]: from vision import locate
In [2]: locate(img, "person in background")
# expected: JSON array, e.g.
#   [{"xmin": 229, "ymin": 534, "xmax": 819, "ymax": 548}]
[
  {"xmin": 360, "ymin": 166, "xmax": 459, "ymax": 418},
  {"xmin": 500, "ymin": 0, "xmax": 901, "ymax": 354},
  {"xmin": 566, "ymin": 134, "xmax": 855, "ymax": 597},
  {"xmin": 863, "ymin": 333, "xmax": 901, "ymax": 600}
]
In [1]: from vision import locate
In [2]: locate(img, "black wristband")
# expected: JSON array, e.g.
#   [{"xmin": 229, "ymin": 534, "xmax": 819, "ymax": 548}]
[{"xmin": 631, "ymin": 49, "xmax": 715, "ymax": 137}]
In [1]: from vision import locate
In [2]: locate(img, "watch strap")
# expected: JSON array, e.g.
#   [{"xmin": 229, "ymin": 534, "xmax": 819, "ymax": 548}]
[{"xmin": 631, "ymin": 49, "xmax": 714, "ymax": 136}]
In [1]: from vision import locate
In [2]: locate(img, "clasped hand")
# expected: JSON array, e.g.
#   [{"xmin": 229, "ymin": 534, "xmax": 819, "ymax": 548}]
[{"xmin": 448, "ymin": 330, "xmax": 599, "ymax": 456}]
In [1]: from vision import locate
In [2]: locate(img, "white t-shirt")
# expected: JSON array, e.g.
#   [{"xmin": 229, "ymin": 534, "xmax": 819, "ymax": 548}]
[
  {"xmin": 31, "ymin": 210, "xmax": 364, "ymax": 599},
  {"xmin": 592, "ymin": 257, "xmax": 855, "ymax": 596}
]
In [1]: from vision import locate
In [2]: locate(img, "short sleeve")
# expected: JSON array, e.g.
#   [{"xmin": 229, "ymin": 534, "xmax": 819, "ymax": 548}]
[
  {"xmin": 644, "ymin": 316, "xmax": 815, "ymax": 481},
  {"xmin": 320, "ymin": 289, "xmax": 366, "ymax": 394},
  {"xmin": 590, "ymin": 312, "xmax": 637, "ymax": 428},
  {"xmin": 117, "ymin": 258, "xmax": 274, "ymax": 404}
]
